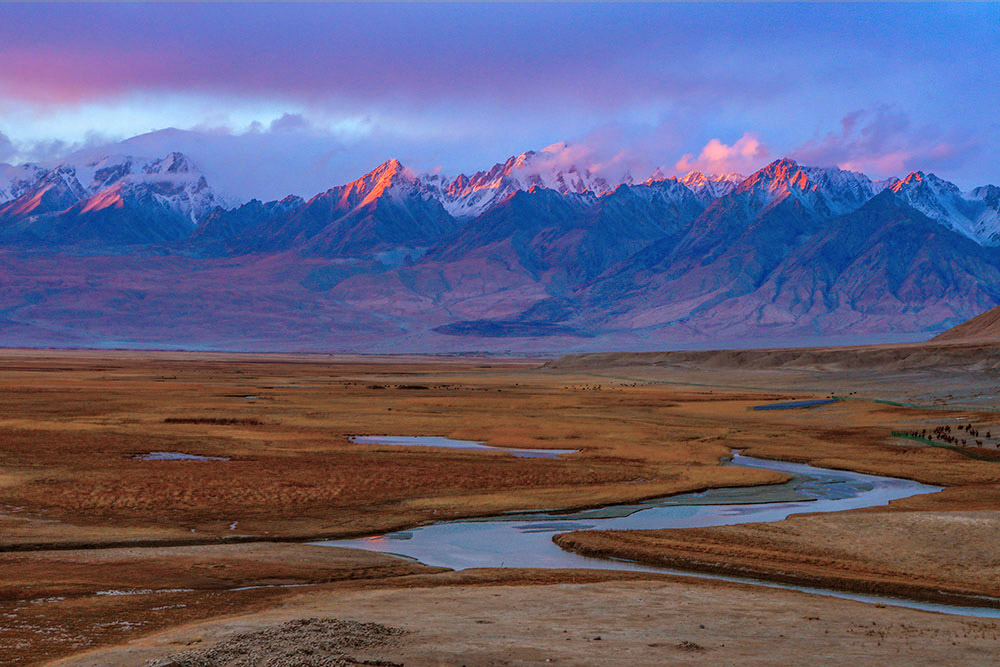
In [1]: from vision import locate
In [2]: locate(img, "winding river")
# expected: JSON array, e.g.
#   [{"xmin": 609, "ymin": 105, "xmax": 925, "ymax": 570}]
[{"xmin": 316, "ymin": 452, "xmax": 1000, "ymax": 617}]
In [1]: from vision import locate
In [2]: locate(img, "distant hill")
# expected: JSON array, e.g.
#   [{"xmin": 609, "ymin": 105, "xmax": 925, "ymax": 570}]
[{"xmin": 932, "ymin": 306, "xmax": 1000, "ymax": 342}]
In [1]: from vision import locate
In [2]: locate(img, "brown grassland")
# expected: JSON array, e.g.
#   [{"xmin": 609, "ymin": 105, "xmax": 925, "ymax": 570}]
[{"xmin": 1, "ymin": 347, "xmax": 999, "ymax": 665}]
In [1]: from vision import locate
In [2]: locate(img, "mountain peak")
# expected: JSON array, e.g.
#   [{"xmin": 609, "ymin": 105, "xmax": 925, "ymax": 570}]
[
  {"xmin": 298, "ymin": 158, "xmax": 439, "ymax": 214},
  {"xmin": 680, "ymin": 170, "xmax": 707, "ymax": 183},
  {"xmin": 430, "ymin": 146, "xmax": 619, "ymax": 218},
  {"xmin": 333, "ymin": 159, "xmax": 418, "ymax": 209},
  {"xmin": 739, "ymin": 158, "xmax": 809, "ymax": 194},
  {"xmin": 0, "ymin": 150, "xmax": 224, "ymax": 227},
  {"xmin": 891, "ymin": 171, "xmax": 927, "ymax": 191},
  {"xmin": 734, "ymin": 158, "xmax": 880, "ymax": 217},
  {"xmin": 890, "ymin": 171, "xmax": 962, "ymax": 198},
  {"xmin": 753, "ymin": 158, "xmax": 807, "ymax": 181},
  {"xmin": 366, "ymin": 158, "xmax": 406, "ymax": 182},
  {"xmin": 676, "ymin": 170, "xmax": 745, "ymax": 186},
  {"xmin": 747, "ymin": 158, "xmax": 802, "ymax": 181},
  {"xmin": 766, "ymin": 157, "xmax": 800, "ymax": 170},
  {"xmin": 378, "ymin": 158, "xmax": 404, "ymax": 172},
  {"xmin": 659, "ymin": 170, "xmax": 745, "ymax": 200},
  {"xmin": 888, "ymin": 169, "xmax": 998, "ymax": 244},
  {"xmin": 153, "ymin": 152, "xmax": 194, "ymax": 174}
]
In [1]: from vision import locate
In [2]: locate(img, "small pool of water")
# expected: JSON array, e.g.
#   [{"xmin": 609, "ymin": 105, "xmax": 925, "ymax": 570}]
[
  {"xmin": 753, "ymin": 399, "xmax": 840, "ymax": 411},
  {"xmin": 134, "ymin": 452, "xmax": 230, "ymax": 461},
  {"xmin": 350, "ymin": 435, "xmax": 576, "ymax": 459}
]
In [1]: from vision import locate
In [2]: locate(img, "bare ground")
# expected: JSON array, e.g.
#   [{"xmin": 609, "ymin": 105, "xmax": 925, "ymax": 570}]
[
  {"xmin": 144, "ymin": 617, "xmax": 406, "ymax": 667},
  {"xmin": 52, "ymin": 576, "xmax": 1000, "ymax": 667}
]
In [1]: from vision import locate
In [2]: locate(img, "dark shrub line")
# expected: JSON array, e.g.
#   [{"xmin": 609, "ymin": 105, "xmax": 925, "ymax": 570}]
[{"xmin": 163, "ymin": 417, "xmax": 264, "ymax": 426}]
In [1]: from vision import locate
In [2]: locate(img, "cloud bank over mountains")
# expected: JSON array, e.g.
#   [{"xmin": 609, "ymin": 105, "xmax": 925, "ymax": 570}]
[
  {"xmin": 0, "ymin": 3, "xmax": 996, "ymax": 196},
  {"xmin": 8, "ymin": 103, "xmax": 982, "ymax": 205}
]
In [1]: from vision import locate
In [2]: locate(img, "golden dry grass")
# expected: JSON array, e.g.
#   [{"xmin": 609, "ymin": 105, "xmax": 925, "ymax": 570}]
[
  {"xmin": 2, "ymin": 349, "xmax": 999, "ymax": 548},
  {"xmin": 3, "ymin": 348, "xmax": 1000, "ymax": 664},
  {"xmin": 555, "ymin": 509, "xmax": 1000, "ymax": 607},
  {"xmin": 0, "ymin": 351, "xmax": 796, "ymax": 548}
]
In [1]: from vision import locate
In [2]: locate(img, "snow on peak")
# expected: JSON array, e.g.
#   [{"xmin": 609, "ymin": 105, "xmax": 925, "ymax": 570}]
[
  {"xmin": 339, "ymin": 159, "xmax": 408, "ymax": 207},
  {"xmin": 92, "ymin": 153, "xmax": 228, "ymax": 223},
  {"xmin": 969, "ymin": 184, "xmax": 1000, "ymax": 206},
  {"xmin": 735, "ymin": 158, "xmax": 878, "ymax": 217},
  {"xmin": 427, "ymin": 145, "xmax": 626, "ymax": 218},
  {"xmin": 670, "ymin": 170, "xmax": 744, "ymax": 199},
  {"xmin": 0, "ymin": 162, "xmax": 48, "ymax": 203},
  {"xmin": 890, "ymin": 172, "xmax": 1000, "ymax": 245},
  {"xmin": 0, "ymin": 151, "xmax": 231, "ymax": 224},
  {"xmin": 306, "ymin": 159, "xmax": 444, "ymax": 216}
]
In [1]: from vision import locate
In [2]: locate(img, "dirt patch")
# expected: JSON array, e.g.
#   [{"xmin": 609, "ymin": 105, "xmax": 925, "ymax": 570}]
[
  {"xmin": 675, "ymin": 640, "xmax": 707, "ymax": 652},
  {"xmin": 145, "ymin": 618, "xmax": 404, "ymax": 667},
  {"xmin": 55, "ymin": 578, "xmax": 1000, "ymax": 667}
]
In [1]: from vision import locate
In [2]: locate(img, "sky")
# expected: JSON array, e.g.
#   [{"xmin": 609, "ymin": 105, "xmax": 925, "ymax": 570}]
[{"xmin": 0, "ymin": 2, "xmax": 997, "ymax": 200}]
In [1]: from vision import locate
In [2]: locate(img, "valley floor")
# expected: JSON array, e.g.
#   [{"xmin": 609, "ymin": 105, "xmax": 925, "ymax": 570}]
[
  {"xmin": 1, "ymin": 347, "xmax": 999, "ymax": 664},
  {"xmin": 52, "ymin": 575, "xmax": 1000, "ymax": 667}
]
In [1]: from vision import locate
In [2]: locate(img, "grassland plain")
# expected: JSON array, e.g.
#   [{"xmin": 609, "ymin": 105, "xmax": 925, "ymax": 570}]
[{"xmin": 1, "ymin": 348, "xmax": 999, "ymax": 665}]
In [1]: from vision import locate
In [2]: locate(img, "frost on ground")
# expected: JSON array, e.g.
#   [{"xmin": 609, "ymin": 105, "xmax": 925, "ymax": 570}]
[{"xmin": 145, "ymin": 617, "xmax": 405, "ymax": 667}]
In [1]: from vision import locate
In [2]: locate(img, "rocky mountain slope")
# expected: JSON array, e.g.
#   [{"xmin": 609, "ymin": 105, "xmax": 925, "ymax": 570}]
[{"xmin": 1, "ymin": 147, "xmax": 999, "ymax": 352}]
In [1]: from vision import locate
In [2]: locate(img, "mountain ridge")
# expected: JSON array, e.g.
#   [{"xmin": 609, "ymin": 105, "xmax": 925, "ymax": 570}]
[{"xmin": 2, "ymin": 148, "xmax": 1000, "ymax": 352}]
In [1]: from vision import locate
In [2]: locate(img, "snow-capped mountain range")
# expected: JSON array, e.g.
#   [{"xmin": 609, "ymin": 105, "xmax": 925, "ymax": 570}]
[
  {"xmin": 355, "ymin": 151, "xmax": 1000, "ymax": 246},
  {"xmin": 432, "ymin": 154, "xmax": 998, "ymax": 246},
  {"xmin": 2, "ymin": 145, "xmax": 998, "ymax": 247},
  {"xmin": 3, "ymin": 143, "xmax": 1000, "ymax": 353}
]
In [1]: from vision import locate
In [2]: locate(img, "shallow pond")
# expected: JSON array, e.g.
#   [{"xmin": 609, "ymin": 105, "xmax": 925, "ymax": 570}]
[
  {"xmin": 753, "ymin": 399, "xmax": 840, "ymax": 410},
  {"xmin": 315, "ymin": 453, "xmax": 1000, "ymax": 618},
  {"xmin": 350, "ymin": 435, "xmax": 576, "ymax": 459},
  {"xmin": 134, "ymin": 452, "xmax": 230, "ymax": 461}
]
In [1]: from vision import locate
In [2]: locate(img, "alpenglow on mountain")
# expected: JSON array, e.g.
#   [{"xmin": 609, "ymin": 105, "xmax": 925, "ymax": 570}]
[{"xmin": 1, "ymin": 145, "xmax": 999, "ymax": 353}]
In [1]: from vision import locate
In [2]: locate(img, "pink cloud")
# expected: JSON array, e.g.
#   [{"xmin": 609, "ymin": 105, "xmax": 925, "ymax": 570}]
[{"xmin": 673, "ymin": 133, "xmax": 770, "ymax": 176}]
